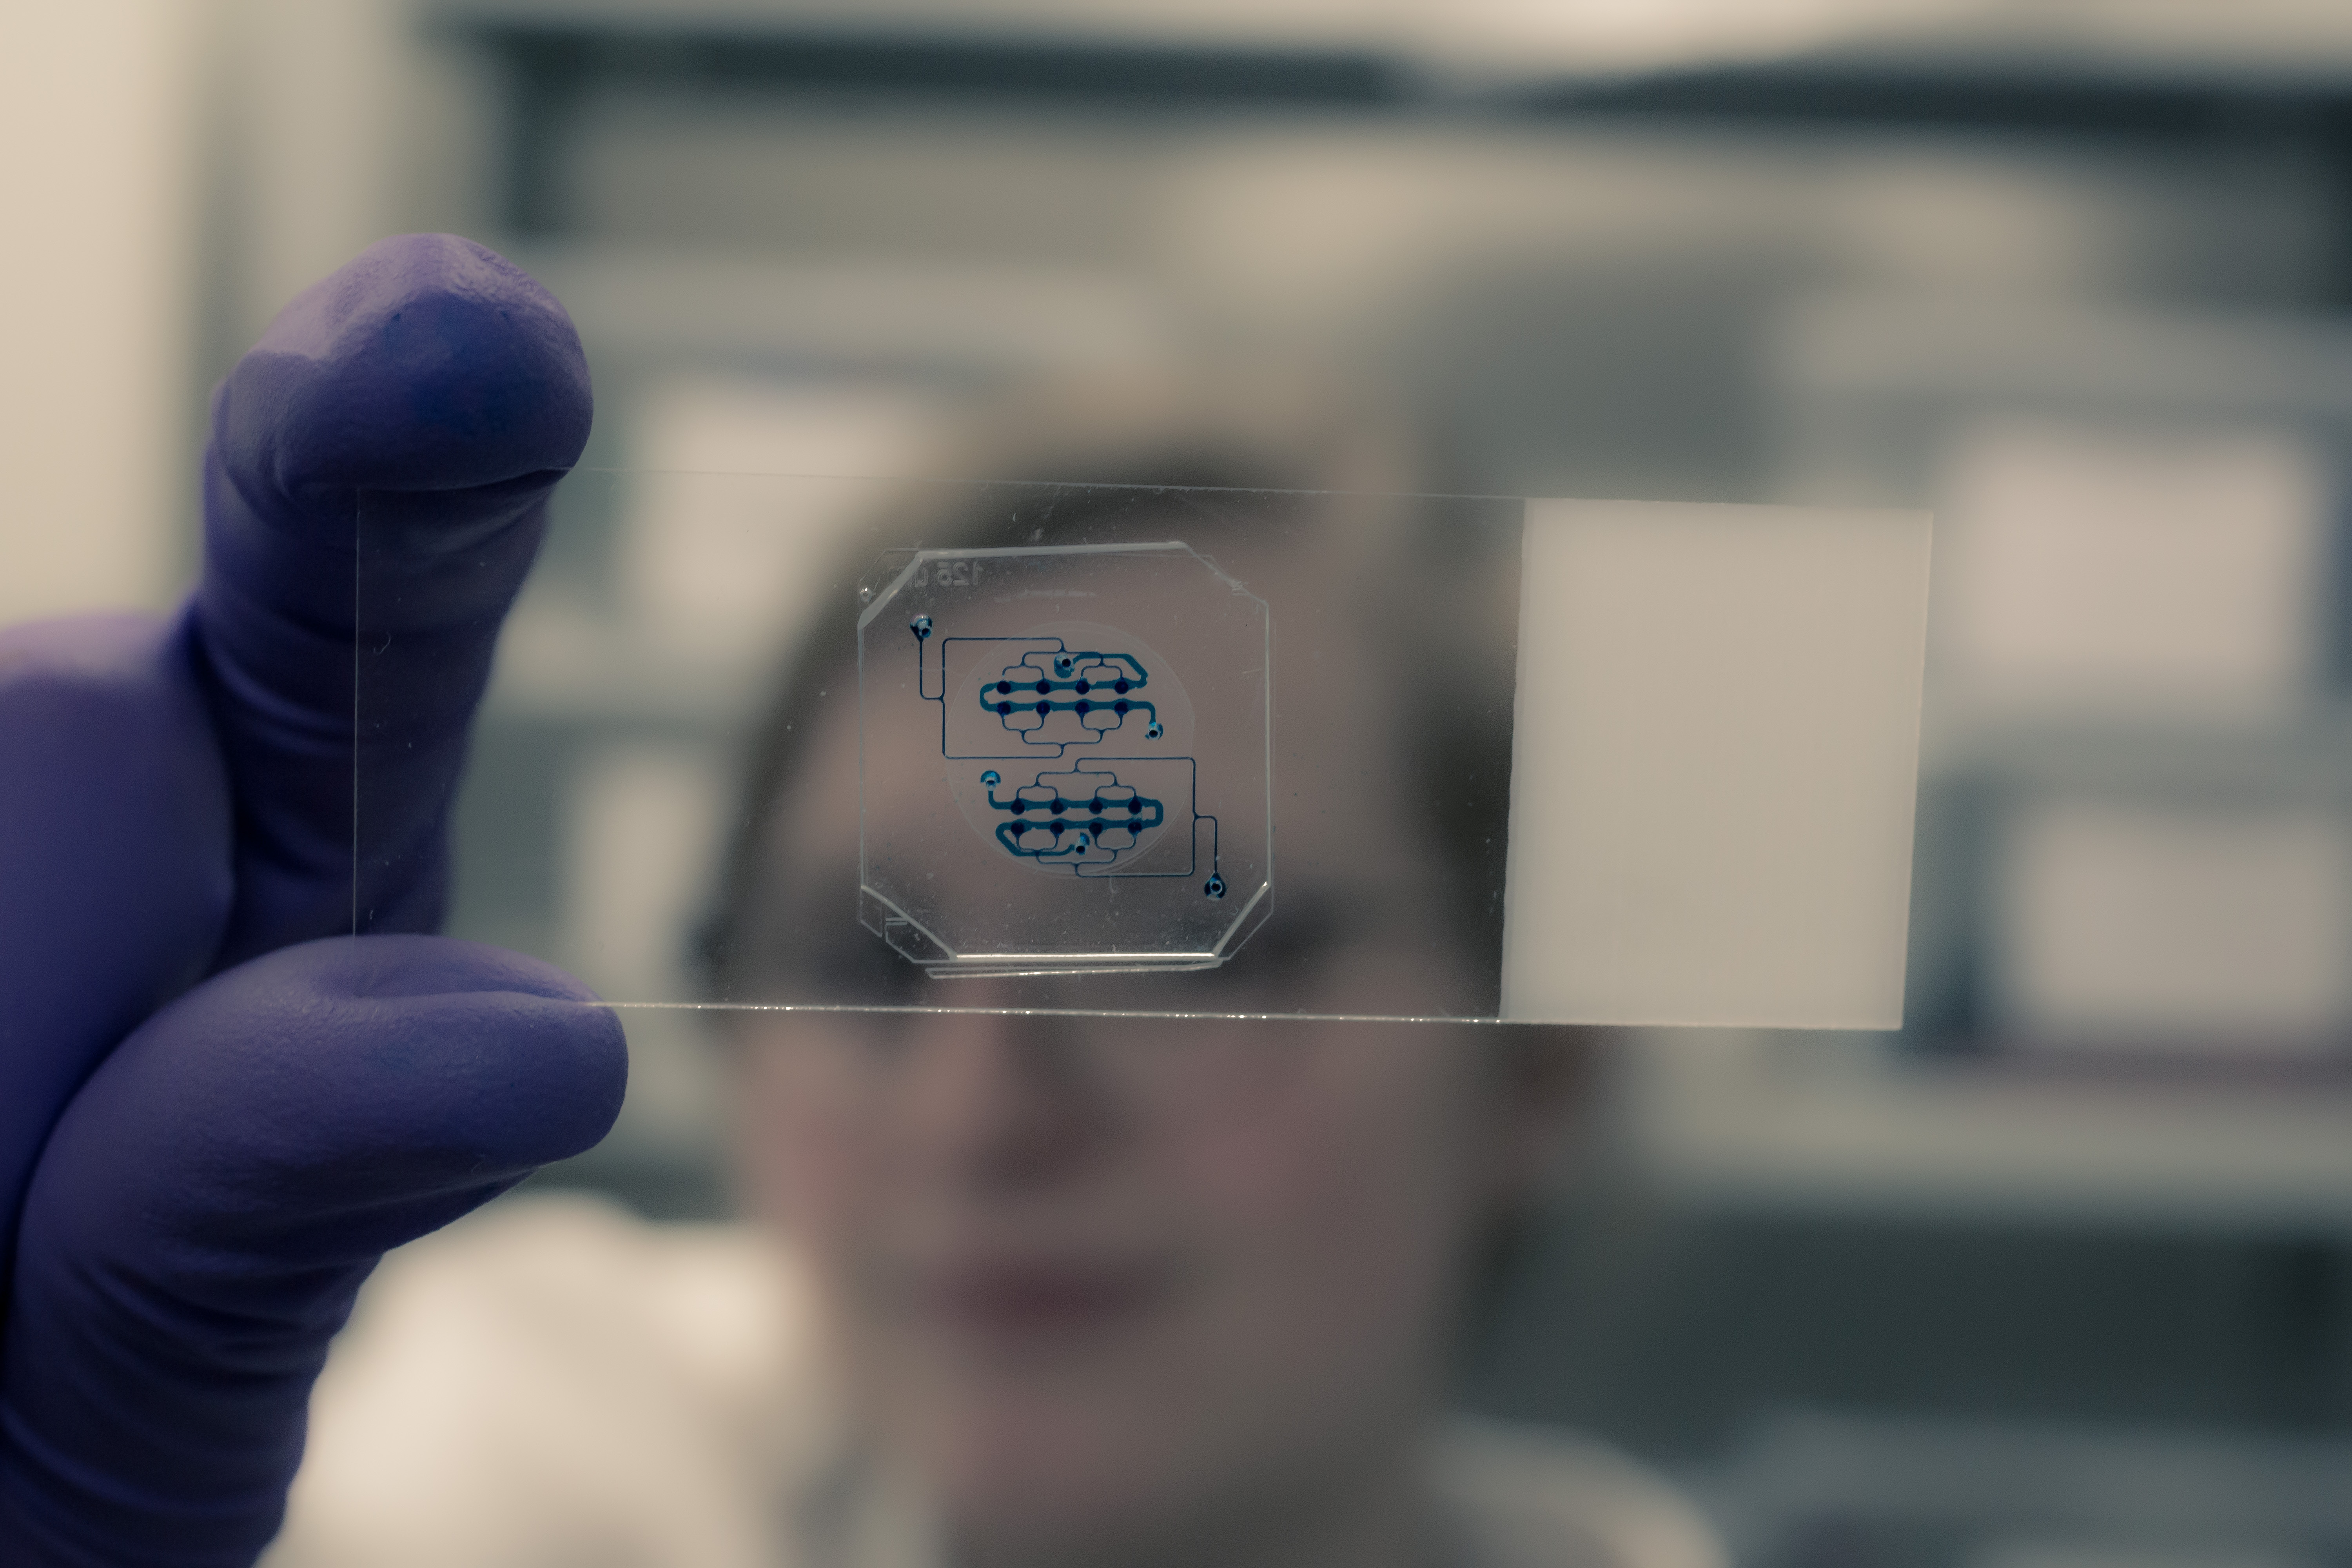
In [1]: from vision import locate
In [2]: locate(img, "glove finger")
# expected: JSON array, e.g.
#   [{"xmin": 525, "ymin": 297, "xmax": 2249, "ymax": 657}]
[
  {"xmin": 192, "ymin": 234, "xmax": 593, "ymax": 969},
  {"xmin": 0, "ymin": 933, "xmax": 626, "ymax": 1568},
  {"xmin": 0, "ymin": 614, "xmax": 232, "ymax": 1305}
]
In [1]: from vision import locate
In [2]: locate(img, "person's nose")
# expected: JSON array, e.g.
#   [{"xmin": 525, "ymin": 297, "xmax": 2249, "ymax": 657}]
[{"xmin": 898, "ymin": 990, "xmax": 1119, "ymax": 1194}]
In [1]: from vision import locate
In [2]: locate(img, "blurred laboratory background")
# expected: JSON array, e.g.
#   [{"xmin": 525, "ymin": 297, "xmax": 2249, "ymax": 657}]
[{"xmin": 17, "ymin": 1, "xmax": 2352, "ymax": 1562}]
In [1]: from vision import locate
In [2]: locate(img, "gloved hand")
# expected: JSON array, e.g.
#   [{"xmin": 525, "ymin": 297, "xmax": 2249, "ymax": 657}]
[{"xmin": 0, "ymin": 234, "xmax": 628, "ymax": 1566}]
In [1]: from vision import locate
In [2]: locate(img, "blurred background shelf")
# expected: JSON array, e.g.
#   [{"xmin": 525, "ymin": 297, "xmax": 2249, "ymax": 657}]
[
  {"xmin": 497, "ymin": 249, "xmax": 1181, "ymax": 374},
  {"xmin": 1631, "ymin": 1034, "xmax": 2352, "ymax": 1235}
]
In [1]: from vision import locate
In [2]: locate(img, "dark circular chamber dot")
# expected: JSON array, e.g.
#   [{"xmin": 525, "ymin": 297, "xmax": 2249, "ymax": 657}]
[
  {"xmin": 1074, "ymin": 701, "xmax": 1091, "ymax": 715},
  {"xmin": 1051, "ymin": 800, "xmax": 1065, "ymax": 815},
  {"xmin": 1113, "ymin": 700, "xmax": 1129, "ymax": 714},
  {"xmin": 1035, "ymin": 679, "xmax": 1050, "ymax": 694},
  {"xmin": 1074, "ymin": 680, "xmax": 1089, "ymax": 694},
  {"xmin": 1127, "ymin": 800, "xmax": 1142, "ymax": 813},
  {"xmin": 996, "ymin": 680, "xmax": 1011, "ymax": 694},
  {"xmin": 1011, "ymin": 800, "xmax": 1027, "ymax": 814},
  {"xmin": 997, "ymin": 702, "xmax": 1011, "ymax": 715},
  {"xmin": 1114, "ymin": 679, "xmax": 1130, "ymax": 693},
  {"xmin": 1089, "ymin": 818, "xmax": 1104, "ymax": 830},
  {"xmin": 1035, "ymin": 701, "xmax": 1050, "ymax": 715}
]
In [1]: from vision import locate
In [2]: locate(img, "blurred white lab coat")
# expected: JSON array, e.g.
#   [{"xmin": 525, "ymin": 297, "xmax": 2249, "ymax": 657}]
[{"xmin": 263, "ymin": 1195, "xmax": 1722, "ymax": 1568}]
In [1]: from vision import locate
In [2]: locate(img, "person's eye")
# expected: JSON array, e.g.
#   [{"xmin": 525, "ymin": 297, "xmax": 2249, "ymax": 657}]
[
  {"xmin": 757, "ymin": 915, "xmax": 928, "ymax": 1005},
  {"xmin": 842, "ymin": 936, "xmax": 926, "ymax": 1004},
  {"xmin": 1221, "ymin": 897, "xmax": 1343, "ymax": 985}
]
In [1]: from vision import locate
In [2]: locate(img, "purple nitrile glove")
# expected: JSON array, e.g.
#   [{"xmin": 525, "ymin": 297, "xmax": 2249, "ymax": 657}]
[{"xmin": 0, "ymin": 235, "xmax": 628, "ymax": 1567}]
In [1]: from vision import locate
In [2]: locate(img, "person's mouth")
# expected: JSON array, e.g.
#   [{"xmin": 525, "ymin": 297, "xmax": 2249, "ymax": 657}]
[{"xmin": 922, "ymin": 1254, "xmax": 1173, "ymax": 1345}]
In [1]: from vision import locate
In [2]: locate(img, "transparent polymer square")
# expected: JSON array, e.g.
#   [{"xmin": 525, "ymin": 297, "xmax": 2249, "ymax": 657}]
[
  {"xmin": 858, "ymin": 540, "xmax": 1272, "ymax": 978},
  {"xmin": 358, "ymin": 472, "xmax": 1930, "ymax": 1026}
]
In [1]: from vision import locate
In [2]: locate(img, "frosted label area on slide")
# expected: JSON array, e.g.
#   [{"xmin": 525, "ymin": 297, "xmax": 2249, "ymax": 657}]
[{"xmin": 1500, "ymin": 499, "xmax": 1932, "ymax": 1029}]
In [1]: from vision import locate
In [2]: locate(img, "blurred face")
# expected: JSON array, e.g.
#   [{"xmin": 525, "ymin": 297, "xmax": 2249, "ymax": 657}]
[
  {"xmin": 726, "ymin": 535, "xmax": 1575, "ymax": 1564},
  {"xmin": 733, "ymin": 1009, "xmax": 1532, "ymax": 1563}
]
